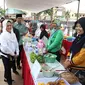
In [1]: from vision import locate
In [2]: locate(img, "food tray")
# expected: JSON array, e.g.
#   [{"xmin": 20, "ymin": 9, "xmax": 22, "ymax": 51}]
[{"xmin": 36, "ymin": 77, "xmax": 70, "ymax": 85}]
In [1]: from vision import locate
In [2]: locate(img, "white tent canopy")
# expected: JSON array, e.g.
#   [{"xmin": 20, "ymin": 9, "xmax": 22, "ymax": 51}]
[
  {"xmin": 63, "ymin": 0, "xmax": 85, "ymax": 13},
  {"xmin": 6, "ymin": 0, "xmax": 75, "ymax": 13}
]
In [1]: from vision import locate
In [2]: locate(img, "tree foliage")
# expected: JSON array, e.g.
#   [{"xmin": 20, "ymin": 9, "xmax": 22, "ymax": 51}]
[
  {"xmin": 36, "ymin": 8, "xmax": 53, "ymax": 21},
  {"xmin": 36, "ymin": 12, "xmax": 42, "ymax": 19},
  {"xmin": 43, "ymin": 8, "xmax": 53, "ymax": 16},
  {"xmin": 64, "ymin": 11, "xmax": 70, "ymax": 20},
  {"xmin": 0, "ymin": 7, "xmax": 5, "ymax": 17}
]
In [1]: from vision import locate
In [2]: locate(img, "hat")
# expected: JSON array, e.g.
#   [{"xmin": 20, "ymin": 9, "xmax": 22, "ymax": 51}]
[
  {"xmin": 16, "ymin": 14, "xmax": 22, "ymax": 18},
  {"xmin": 52, "ymin": 19, "xmax": 61, "ymax": 28}
]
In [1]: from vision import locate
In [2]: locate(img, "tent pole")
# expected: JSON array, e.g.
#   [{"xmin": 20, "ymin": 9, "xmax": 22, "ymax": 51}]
[
  {"xmin": 77, "ymin": 0, "xmax": 80, "ymax": 20},
  {"xmin": 4, "ymin": 0, "xmax": 6, "ymax": 16}
]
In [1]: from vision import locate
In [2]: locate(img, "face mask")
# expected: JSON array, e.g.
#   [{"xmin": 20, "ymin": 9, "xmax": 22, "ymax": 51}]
[{"xmin": 50, "ymin": 28, "xmax": 56, "ymax": 35}]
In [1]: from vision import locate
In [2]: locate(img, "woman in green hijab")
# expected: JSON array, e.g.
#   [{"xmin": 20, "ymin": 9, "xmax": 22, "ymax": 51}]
[{"xmin": 46, "ymin": 19, "xmax": 64, "ymax": 62}]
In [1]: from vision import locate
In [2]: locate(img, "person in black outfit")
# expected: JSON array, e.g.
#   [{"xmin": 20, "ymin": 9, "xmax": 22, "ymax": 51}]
[
  {"xmin": 40, "ymin": 24, "xmax": 49, "ymax": 39},
  {"xmin": 13, "ymin": 27, "xmax": 20, "ymax": 43},
  {"xmin": 12, "ymin": 27, "xmax": 20, "ymax": 75}
]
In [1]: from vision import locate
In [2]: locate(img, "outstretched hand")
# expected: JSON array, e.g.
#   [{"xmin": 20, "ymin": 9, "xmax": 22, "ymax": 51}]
[{"xmin": 63, "ymin": 59, "xmax": 71, "ymax": 69}]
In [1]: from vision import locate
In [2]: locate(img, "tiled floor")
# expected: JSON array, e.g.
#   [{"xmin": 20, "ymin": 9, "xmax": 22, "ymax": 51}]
[{"xmin": 0, "ymin": 59, "xmax": 23, "ymax": 85}]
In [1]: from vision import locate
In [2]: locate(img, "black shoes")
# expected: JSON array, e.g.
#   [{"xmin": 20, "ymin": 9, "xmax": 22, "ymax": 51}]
[
  {"xmin": 4, "ymin": 79, "xmax": 14, "ymax": 85},
  {"xmin": 13, "ymin": 71, "xmax": 19, "ymax": 75},
  {"xmin": 8, "ymin": 82, "xmax": 12, "ymax": 85},
  {"xmin": 4, "ymin": 79, "xmax": 14, "ymax": 82},
  {"xmin": 8, "ymin": 83, "xmax": 12, "ymax": 85},
  {"xmin": 17, "ymin": 66, "xmax": 21, "ymax": 70}
]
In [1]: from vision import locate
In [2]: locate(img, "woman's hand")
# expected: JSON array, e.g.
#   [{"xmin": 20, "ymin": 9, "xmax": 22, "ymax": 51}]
[
  {"xmin": 10, "ymin": 53, "xmax": 15, "ymax": 56},
  {"xmin": 15, "ymin": 54, "xmax": 18, "ymax": 57},
  {"xmin": 64, "ymin": 59, "xmax": 71, "ymax": 69},
  {"xmin": 61, "ymin": 46, "xmax": 66, "ymax": 54}
]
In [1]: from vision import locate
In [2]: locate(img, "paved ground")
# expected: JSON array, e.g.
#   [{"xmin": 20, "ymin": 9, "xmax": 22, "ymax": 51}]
[{"xmin": 0, "ymin": 59, "xmax": 23, "ymax": 85}]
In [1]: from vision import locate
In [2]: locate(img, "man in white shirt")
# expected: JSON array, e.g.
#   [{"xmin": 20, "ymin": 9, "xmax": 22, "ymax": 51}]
[{"xmin": 0, "ymin": 20, "xmax": 19, "ymax": 85}]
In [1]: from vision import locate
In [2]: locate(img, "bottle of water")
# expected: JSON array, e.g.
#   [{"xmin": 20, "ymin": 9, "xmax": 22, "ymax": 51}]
[{"xmin": 35, "ymin": 47, "xmax": 38, "ymax": 55}]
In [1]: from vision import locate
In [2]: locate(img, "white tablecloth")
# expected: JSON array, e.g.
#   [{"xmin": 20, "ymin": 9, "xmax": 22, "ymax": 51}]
[{"xmin": 23, "ymin": 41, "xmax": 82, "ymax": 85}]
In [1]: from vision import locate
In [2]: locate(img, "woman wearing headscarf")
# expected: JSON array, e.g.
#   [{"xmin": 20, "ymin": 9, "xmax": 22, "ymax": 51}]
[
  {"xmin": 40, "ymin": 24, "xmax": 49, "ymax": 45},
  {"xmin": 2, "ymin": 19, "xmax": 19, "ymax": 75},
  {"xmin": 40, "ymin": 24, "xmax": 49, "ymax": 39},
  {"xmin": 46, "ymin": 19, "xmax": 63, "ymax": 62},
  {"xmin": 0, "ymin": 20, "xmax": 19, "ymax": 85},
  {"xmin": 64, "ymin": 17, "xmax": 85, "ymax": 69}
]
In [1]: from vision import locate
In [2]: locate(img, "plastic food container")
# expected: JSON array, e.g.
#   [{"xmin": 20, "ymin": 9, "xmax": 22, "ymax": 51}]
[
  {"xmin": 44, "ymin": 53, "xmax": 57, "ymax": 63},
  {"xmin": 42, "ymin": 65, "xmax": 54, "ymax": 77},
  {"xmin": 67, "ymin": 37, "xmax": 75, "ymax": 42}
]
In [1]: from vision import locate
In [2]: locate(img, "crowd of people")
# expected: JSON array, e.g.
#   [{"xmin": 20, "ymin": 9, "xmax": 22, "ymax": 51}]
[{"xmin": 0, "ymin": 14, "xmax": 85, "ymax": 85}]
